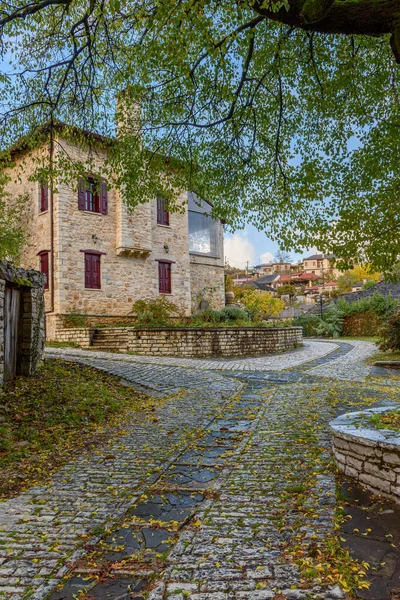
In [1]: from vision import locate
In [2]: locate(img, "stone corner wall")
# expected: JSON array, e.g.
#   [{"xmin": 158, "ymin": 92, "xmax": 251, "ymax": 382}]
[
  {"xmin": 0, "ymin": 261, "xmax": 45, "ymax": 387},
  {"xmin": 331, "ymin": 412, "xmax": 400, "ymax": 504},
  {"xmin": 54, "ymin": 327, "xmax": 94, "ymax": 348}
]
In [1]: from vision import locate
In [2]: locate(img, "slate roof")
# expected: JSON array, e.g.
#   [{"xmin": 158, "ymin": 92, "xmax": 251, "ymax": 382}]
[
  {"xmin": 256, "ymin": 274, "xmax": 280, "ymax": 284},
  {"xmin": 303, "ymin": 253, "xmax": 335, "ymax": 261}
]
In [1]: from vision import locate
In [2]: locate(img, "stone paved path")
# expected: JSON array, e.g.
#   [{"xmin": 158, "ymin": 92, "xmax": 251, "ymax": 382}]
[{"xmin": 0, "ymin": 339, "xmax": 396, "ymax": 600}]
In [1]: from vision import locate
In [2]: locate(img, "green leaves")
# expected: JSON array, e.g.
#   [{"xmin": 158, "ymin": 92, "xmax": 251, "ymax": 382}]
[{"xmin": 0, "ymin": 1, "xmax": 400, "ymax": 271}]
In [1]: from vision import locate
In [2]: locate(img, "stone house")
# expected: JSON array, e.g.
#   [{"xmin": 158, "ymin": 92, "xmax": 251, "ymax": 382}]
[
  {"xmin": 254, "ymin": 262, "xmax": 292, "ymax": 275},
  {"xmin": 4, "ymin": 126, "xmax": 225, "ymax": 339},
  {"xmin": 302, "ymin": 254, "xmax": 341, "ymax": 279}
]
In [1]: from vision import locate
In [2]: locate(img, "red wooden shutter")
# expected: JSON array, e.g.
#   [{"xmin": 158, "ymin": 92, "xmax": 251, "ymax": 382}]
[
  {"xmin": 40, "ymin": 184, "xmax": 49, "ymax": 212},
  {"xmin": 84, "ymin": 253, "xmax": 101, "ymax": 289},
  {"xmin": 157, "ymin": 197, "xmax": 162, "ymax": 224},
  {"xmin": 100, "ymin": 182, "xmax": 108, "ymax": 215},
  {"xmin": 39, "ymin": 252, "xmax": 49, "ymax": 289},
  {"xmin": 78, "ymin": 179, "xmax": 86, "ymax": 210},
  {"xmin": 158, "ymin": 261, "xmax": 171, "ymax": 294},
  {"xmin": 157, "ymin": 197, "xmax": 169, "ymax": 225},
  {"xmin": 85, "ymin": 253, "xmax": 92, "ymax": 288},
  {"xmin": 92, "ymin": 255, "xmax": 101, "ymax": 288},
  {"xmin": 158, "ymin": 262, "xmax": 164, "ymax": 293}
]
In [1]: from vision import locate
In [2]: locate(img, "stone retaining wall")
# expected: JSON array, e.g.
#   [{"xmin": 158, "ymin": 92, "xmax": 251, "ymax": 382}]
[
  {"xmin": 330, "ymin": 408, "xmax": 400, "ymax": 504},
  {"xmin": 53, "ymin": 326, "xmax": 303, "ymax": 357},
  {"xmin": 53, "ymin": 327, "xmax": 94, "ymax": 348}
]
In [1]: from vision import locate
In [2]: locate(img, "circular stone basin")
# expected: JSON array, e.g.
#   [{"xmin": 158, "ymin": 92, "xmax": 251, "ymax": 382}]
[{"xmin": 330, "ymin": 407, "xmax": 400, "ymax": 504}]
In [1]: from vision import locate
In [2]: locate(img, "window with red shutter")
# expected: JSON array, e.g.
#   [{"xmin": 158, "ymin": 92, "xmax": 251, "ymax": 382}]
[
  {"xmin": 38, "ymin": 251, "xmax": 49, "ymax": 289},
  {"xmin": 84, "ymin": 252, "xmax": 101, "ymax": 289},
  {"xmin": 156, "ymin": 196, "xmax": 169, "ymax": 226},
  {"xmin": 40, "ymin": 183, "xmax": 49, "ymax": 212},
  {"xmin": 158, "ymin": 261, "xmax": 171, "ymax": 294},
  {"xmin": 78, "ymin": 177, "xmax": 108, "ymax": 214}
]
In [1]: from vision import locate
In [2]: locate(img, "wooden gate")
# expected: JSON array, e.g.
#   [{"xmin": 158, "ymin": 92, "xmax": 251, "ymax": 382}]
[{"xmin": 4, "ymin": 286, "xmax": 21, "ymax": 381}]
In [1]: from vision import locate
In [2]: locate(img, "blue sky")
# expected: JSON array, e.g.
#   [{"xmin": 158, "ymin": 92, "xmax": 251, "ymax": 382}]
[{"xmin": 223, "ymin": 228, "xmax": 312, "ymax": 270}]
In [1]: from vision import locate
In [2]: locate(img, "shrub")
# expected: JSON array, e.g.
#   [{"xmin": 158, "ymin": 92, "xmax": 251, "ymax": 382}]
[
  {"xmin": 277, "ymin": 284, "xmax": 297, "ymax": 297},
  {"xmin": 379, "ymin": 312, "xmax": 400, "ymax": 351},
  {"xmin": 132, "ymin": 297, "xmax": 182, "ymax": 326},
  {"xmin": 190, "ymin": 308, "xmax": 224, "ymax": 326},
  {"xmin": 63, "ymin": 311, "xmax": 89, "ymax": 328},
  {"xmin": 293, "ymin": 314, "xmax": 321, "ymax": 336},
  {"xmin": 220, "ymin": 306, "xmax": 248, "ymax": 322},
  {"xmin": 240, "ymin": 289, "xmax": 285, "ymax": 320},
  {"xmin": 335, "ymin": 292, "xmax": 397, "ymax": 318},
  {"xmin": 315, "ymin": 304, "xmax": 344, "ymax": 338}
]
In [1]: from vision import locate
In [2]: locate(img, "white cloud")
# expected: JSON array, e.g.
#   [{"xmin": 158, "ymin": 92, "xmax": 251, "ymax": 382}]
[
  {"xmin": 224, "ymin": 232, "xmax": 256, "ymax": 268},
  {"xmin": 260, "ymin": 251, "xmax": 274, "ymax": 264}
]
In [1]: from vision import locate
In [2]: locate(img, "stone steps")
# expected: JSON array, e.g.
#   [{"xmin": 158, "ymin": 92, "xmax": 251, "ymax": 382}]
[{"xmin": 91, "ymin": 329, "xmax": 131, "ymax": 351}]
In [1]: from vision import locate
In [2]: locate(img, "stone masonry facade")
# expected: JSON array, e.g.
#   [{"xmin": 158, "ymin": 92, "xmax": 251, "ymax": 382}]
[
  {"xmin": 0, "ymin": 260, "xmax": 45, "ymax": 386},
  {"xmin": 5, "ymin": 131, "xmax": 225, "ymax": 340},
  {"xmin": 54, "ymin": 325, "xmax": 303, "ymax": 357}
]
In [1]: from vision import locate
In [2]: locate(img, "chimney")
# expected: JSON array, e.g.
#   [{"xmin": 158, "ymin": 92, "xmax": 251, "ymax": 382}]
[{"xmin": 115, "ymin": 87, "xmax": 141, "ymax": 139}]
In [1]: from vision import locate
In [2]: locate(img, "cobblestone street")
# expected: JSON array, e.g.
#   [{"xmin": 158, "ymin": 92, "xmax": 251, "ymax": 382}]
[{"xmin": 1, "ymin": 340, "xmax": 399, "ymax": 600}]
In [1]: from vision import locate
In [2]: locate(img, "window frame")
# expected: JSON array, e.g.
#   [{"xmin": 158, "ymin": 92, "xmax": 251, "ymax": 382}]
[
  {"xmin": 157, "ymin": 260, "xmax": 172, "ymax": 294},
  {"xmin": 78, "ymin": 177, "xmax": 108, "ymax": 215},
  {"xmin": 188, "ymin": 210, "xmax": 219, "ymax": 257},
  {"xmin": 85, "ymin": 177, "xmax": 100, "ymax": 213},
  {"xmin": 38, "ymin": 250, "xmax": 50, "ymax": 290},
  {"xmin": 156, "ymin": 196, "xmax": 170, "ymax": 226},
  {"xmin": 81, "ymin": 250, "xmax": 105, "ymax": 289},
  {"xmin": 39, "ymin": 183, "xmax": 49, "ymax": 213}
]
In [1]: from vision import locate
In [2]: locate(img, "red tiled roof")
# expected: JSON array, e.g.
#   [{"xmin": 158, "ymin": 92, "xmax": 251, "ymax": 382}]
[
  {"xmin": 279, "ymin": 274, "xmax": 295, "ymax": 282},
  {"xmin": 294, "ymin": 272, "xmax": 319, "ymax": 281}
]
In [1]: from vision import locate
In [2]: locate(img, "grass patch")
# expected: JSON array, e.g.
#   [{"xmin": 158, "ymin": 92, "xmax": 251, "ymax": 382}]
[
  {"xmin": 45, "ymin": 341, "xmax": 80, "ymax": 348},
  {"xmin": 0, "ymin": 360, "xmax": 156, "ymax": 498},
  {"xmin": 339, "ymin": 336, "xmax": 379, "ymax": 343},
  {"xmin": 366, "ymin": 350, "xmax": 400, "ymax": 364}
]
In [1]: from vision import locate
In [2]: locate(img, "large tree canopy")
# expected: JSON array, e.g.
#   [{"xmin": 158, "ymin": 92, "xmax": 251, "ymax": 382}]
[{"xmin": 0, "ymin": 0, "xmax": 399, "ymax": 272}]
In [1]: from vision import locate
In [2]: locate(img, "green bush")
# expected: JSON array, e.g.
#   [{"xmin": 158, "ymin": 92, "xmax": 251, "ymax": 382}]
[
  {"xmin": 336, "ymin": 292, "xmax": 397, "ymax": 318},
  {"xmin": 63, "ymin": 311, "xmax": 89, "ymax": 328},
  {"xmin": 315, "ymin": 304, "xmax": 344, "ymax": 338},
  {"xmin": 220, "ymin": 306, "xmax": 249, "ymax": 322},
  {"xmin": 190, "ymin": 308, "xmax": 224, "ymax": 326},
  {"xmin": 293, "ymin": 314, "xmax": 321, "ymax": 336},
  {"xmin": 132, "ymin": 297, "xmax": 182, "ymax": 326},
  {"xmin": 379, "ymin": 312, "xmax": 400, "ymax": 351}
]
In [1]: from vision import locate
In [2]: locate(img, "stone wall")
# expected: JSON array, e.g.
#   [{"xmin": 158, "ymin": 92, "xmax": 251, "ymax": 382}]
[
  {"xmin": 189, "ymin": 258, "xmax": 225, "ymax": 311},
  {"xmin": 54, "ymin": 326, "xmax": 303, "ymax": 357},
  {"xmin": 53, "ymin": 327, "xmax": 93, "ymax": 348},
  {"xmin": 4, "ymin": 146, "xmax": 53, "ymax": 311},
  {"xmin": 331, "ymin": 408, "xmax": 400, "ymax": 504},
  {"xmin": 0, "ymin": 261, "xmax": 45, "ymax": 386}
]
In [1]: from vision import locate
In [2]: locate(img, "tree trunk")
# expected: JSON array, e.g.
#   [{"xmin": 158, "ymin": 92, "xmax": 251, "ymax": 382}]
[{"xmin": 252, "ymin": 0, "xmax": 397, "ymax": 36}]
